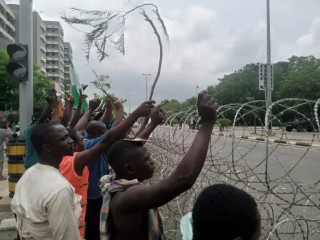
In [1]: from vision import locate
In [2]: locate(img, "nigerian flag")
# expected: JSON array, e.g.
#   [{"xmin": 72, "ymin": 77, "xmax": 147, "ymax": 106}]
[{"xmin": 69, "ymin": 57, "xmax": 88, "ymax": 113}]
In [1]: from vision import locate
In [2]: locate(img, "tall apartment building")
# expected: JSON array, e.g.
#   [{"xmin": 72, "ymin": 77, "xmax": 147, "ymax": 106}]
[
  {"xmin": 33, "ymin": 11, "xmax": 46, "ymax": 74},
  {"xmin": 0, "ymin": 0, "xmax": 15, "ymax": 49},
  {"xmin": 45, "ymin": 20, "xmax": 64, "ymax": 83},
  {"xmin": 7, "ymin": 4, "xmax": 46, "ymax": 75},
  {"xmin": 64, "ymin": 42, "xmax": 72, "ymax": 91}
]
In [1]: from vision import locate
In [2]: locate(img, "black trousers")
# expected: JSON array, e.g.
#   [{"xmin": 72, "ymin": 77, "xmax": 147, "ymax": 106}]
[{"xmin": 85, "ymin": 196, "xmax": 103, "ymax": 240}]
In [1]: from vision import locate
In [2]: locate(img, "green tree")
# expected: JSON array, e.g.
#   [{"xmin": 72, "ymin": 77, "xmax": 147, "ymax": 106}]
[
  {"xmin": 0, "ymin": 48, "xmax": 54, "ymax": 111},
  {"xmin": 277, "ymin": 56, "xmax": 320, "ymax": 99},
  {"xmin": 160, "ymin": 99, "xmax": 181, "ymax": 112},
  {"xmin": 0, "ymin": 48, "xmax": 18, "ymax": 110},
  {"xmin": 33, "ymin": 65, "xmax": 54, "ymax": 108}
]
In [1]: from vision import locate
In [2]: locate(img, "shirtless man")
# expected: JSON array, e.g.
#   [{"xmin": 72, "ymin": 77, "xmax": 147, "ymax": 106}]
[{"xmin": 100, "ymin": 90, "xmax": 218, "ymax": 240}]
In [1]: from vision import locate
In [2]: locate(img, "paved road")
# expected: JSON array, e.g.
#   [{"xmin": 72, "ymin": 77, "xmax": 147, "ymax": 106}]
[{"xmin": 152, "ymin": 126, "xmax": 320, "ymax": 239}]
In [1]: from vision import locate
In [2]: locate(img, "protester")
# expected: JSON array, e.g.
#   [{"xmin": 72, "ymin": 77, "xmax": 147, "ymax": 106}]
[
  {"xmin": 24, "ymin": 96, "xmax": 60, "ymax": 169},
  {"xmin": 192, "ymin": 183, "xmax": 261, "ymax": 240},
  {"xmin": 0, "ymin": 122, "xmax": 15, "ymax": 180},
  {"xmin": 84, "ymin": 99, "xmax": 155, "ymax": 240},
  {"xmin": 60, "ymin": 99, "xmax": 160, "ymax": 239},
  {"xmin": 99, "ymin": 90, "xmax": 217, "ymax": 240},
  {"xmin": 11, "ymin": 123, "xmax": 81, "ymax": 240}
]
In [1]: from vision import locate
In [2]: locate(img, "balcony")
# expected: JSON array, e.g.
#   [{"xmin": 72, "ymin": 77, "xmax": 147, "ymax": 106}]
[
  {"xmin": 40, "ymin": 57, "xmax": 46, "ymax": 63},
  {"xmin": 46, "ymin": 65, "xmax": 59, "ymax": 70},
  {"xmin": 0, "ymin": 12, "xmax": 15, "ymax": 32},
  {"xmin": 40, "ymin": 46, "xmax": 46, "ymax": 53},
  {"xmin": 46, "ymin": 49, "xmax": 59, "ymax": 53},
  {"xmin": 46, "ymin": 73, "xmax": 60, "ymax": 77},
  {"xmin": 46, "ymin": 25, "xmax": 59, "ymax": 29},
  {"xmin": 46, "ymin": 41, "xmax": 58, "ymax": 45},
  {"xmin": 40, "ymin": 67, "xmax": 46, "ymax": 74},
  {"xmin": 40, "ymin": 24, "xmax": 46, "ymax": 32},
  {"xmin": 46, "ymin": 57, "xmax": 59, "ymax": 61},
  {"xmin": 46, "ymin": 32, "xmax": 59, "ymax": 37},
  {"xmin": 40, "ymin": 35, "xmax": 46, "ymax": 43}
]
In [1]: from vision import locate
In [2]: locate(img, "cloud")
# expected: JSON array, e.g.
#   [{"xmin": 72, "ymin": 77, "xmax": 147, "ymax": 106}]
[
  {"xmin": 278, "ymin": 17, "xmax": 320, "ymax": 60},
  {"xmin": 4, "ymin": 0, "xmax": 320, "ymax": 113}
]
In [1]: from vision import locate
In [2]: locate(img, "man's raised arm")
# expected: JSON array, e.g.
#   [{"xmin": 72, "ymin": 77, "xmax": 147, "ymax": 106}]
[
  {"xmin": 120, "ymin": 90, "xmax": 218, "ymax": 210},
  {"xmin": 74, "ymin": 100, "xmax": 156, "ymax": 174}
]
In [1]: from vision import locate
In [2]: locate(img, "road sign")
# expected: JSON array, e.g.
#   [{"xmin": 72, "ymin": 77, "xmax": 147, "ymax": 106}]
[{"xmin": 259, "ymin": 63, "xmax": 273, "ymax": 90}]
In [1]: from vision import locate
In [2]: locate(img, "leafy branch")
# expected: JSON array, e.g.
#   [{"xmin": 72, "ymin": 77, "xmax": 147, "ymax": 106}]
[{"xmin": 62, "ymin": 3, "xmax": 169, "ymax": 101}]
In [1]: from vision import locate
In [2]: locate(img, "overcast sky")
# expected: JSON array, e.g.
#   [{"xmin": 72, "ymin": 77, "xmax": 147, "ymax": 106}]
[{"xmin": 5, "ymin": 0, "xmax": 320, "ymax": 112}]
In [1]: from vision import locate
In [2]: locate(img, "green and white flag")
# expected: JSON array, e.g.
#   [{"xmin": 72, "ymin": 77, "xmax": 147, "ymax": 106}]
[{"xmin": 69, "ymin": 57, "xmax": 88, "ymax": 113}]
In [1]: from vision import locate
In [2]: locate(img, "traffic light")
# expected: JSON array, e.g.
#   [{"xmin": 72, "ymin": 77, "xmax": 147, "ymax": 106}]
[{"xmin": 6, "ymin": 44, "xmax": 28, "ymax": 82}]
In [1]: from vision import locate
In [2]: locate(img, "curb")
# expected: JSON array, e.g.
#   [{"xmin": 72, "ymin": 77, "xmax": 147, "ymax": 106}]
[
  {"xmin": 172, "ymin": 129, "xmax": 320, "ymax": 149},
  {"xmin": 211, "ymin": 132, "xmax": 320, "ymax": 149}
]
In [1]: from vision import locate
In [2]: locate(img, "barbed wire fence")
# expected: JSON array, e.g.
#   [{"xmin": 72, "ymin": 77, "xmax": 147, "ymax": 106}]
[{"xmin": 146, "ymin": 98, "xmax": 320, "ymax": 240}]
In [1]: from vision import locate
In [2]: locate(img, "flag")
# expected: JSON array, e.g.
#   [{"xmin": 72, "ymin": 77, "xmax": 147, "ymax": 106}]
[{"xmin": 68, "ymin": 56, "xmax": 88, "ymax": 113}]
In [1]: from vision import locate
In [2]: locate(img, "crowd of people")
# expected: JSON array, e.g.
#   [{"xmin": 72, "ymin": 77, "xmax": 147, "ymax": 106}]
[{"xmin": 1, "ymin": 89, "xmax": 261, "ymax": 240}]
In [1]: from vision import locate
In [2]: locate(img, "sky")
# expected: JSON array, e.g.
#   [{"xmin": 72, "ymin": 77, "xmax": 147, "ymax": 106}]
[{"xmin": 5, "ymin": 0, "xmax": 320, "ymax": 112}]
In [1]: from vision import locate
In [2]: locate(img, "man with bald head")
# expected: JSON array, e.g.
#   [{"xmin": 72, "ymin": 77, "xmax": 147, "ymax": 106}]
[{"xmin": 85, "ymin": 120, "xmax": 107, "ymax": 140}]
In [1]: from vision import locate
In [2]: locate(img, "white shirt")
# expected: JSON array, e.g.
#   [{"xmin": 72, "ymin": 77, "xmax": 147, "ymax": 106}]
[{"xmin": 11, "ymin": 163, "xmax": 82, "ymax": 240}]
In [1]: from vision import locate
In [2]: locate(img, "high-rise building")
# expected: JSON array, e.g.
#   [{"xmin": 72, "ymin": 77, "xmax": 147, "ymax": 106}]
[
  {"xmin": 33, "ymin": 11, "xmax": 46, "ymax": 75},
  {"xmin": 0, "ymin": 0, "xmax": 15, "ymax": 49},
  {"xmin": 7, "ymin": 4, "xmax": 46, "ymax": 75},
  {"xmin": 45, "ymin": 20, "xmax": 64, "ymax": 83},
  {"xmin": 64, "ymin": 42, "xmax": 72, "ymax": 92}
]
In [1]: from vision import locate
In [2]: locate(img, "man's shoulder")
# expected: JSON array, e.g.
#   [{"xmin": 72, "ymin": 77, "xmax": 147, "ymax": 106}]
[{"xmin": 85, "ymin": 135, "xmax": 104, "ymax": 149}]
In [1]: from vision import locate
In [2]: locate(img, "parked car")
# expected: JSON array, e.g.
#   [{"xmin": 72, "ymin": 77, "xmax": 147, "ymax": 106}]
[{"xmin": 285, "ymin": 118, "xmax": 319, "ymax": 132}]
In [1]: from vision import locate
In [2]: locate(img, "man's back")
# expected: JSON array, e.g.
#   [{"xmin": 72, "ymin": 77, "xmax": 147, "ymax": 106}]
[{"xmin": 11, "ymin": 163, "xmax": 81, "ymax": 239}]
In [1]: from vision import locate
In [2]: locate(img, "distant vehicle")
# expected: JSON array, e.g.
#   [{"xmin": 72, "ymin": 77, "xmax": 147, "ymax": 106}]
[{"xmin": 285, "ymin": 118, "xmax": 319, "ymax": 132}]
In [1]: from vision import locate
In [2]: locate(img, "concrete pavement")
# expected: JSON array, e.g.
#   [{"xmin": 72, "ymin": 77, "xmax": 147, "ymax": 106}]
[{"xmin": 0, "ymin": 161, "xmax": 18, "ymax": 239}]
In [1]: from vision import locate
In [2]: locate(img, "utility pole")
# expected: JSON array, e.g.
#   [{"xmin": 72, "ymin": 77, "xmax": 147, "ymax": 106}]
[
  {"xmin": 142, "ymin": 73, "xmax": 151, "ymax": 100},
  {"xmin": 266, "ymin": 0, "xmax": 272, "ymax": 135},
  {"xmin": 19, "ymin": 0, "xmax": 33, "ymax": 136}
]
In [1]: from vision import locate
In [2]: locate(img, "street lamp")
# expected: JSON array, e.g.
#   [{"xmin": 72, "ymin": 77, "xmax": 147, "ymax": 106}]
[{"xmin": 142, "ymin": 73, "xmax": 151, "ymax": 100}]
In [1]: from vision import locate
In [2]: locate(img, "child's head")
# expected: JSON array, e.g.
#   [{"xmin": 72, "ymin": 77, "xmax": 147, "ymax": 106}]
[
  {"xmin": 107, "ymin": 139, "xmax": 155, "ymax": 181},
  {"xmin": 192, "ymin": 183, "xmax": 261, "ymax": 240}
]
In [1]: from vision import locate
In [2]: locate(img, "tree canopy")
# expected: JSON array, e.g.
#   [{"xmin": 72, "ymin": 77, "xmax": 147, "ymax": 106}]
[
  {"xmin": 0, "ymin": 48, "xmax": 54, "ymax": 111},
  {"xmin": 159, "ymin": 55, "xmax": 320, "ymax": 112},
  {"xmin": 207, "ymin": 56, "xmax": 320, "ymax": 105}
]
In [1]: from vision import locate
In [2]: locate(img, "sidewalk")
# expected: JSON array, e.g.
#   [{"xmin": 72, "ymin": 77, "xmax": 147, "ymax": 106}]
[{"xmin": 0, "ymin": 159, "xmax": 18, "ymax": 240}]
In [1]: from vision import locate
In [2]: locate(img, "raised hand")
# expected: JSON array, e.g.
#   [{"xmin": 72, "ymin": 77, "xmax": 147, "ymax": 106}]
[
  {"xmin": 79, "ymin": 89, "xmax": 88, "ymax": 105},
  {"xmin": 65, "ymin": 92, "xmax": 74, "ymax": 104},
  {"xmin": 105, "ymin": 95, "xmax": 113, "ymax": 108},
  {"xmin": 89, "ymin": 98, "xmax": 101, "ymax": 111},
  {"xmin": 132, "ymin": 100, "xmax": 156, "ymax": 118},
  {"xmin": 114, "ymin": 101, "xmax": 124, "ymax": 110},
  {"xmin": 197, "ymin": 90, "xmax": 218, "ymax": 123},
  {"xmin": 150, "ymin": 106, "xmax": 165, "ymax": 125}
]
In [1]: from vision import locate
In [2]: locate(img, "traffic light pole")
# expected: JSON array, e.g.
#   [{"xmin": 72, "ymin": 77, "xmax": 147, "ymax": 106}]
[{"xmin": 19, "ymin": 0, "xmax": 33, "ymax": 136}]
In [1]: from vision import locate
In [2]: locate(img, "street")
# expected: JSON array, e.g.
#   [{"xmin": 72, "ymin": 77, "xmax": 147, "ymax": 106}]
[{"xmin": 151, "ymin": 126, "xmax": 320, "ymax": 239}]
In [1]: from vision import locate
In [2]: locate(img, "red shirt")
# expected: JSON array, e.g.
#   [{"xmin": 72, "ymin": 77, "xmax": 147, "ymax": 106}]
[{"xmin": 60, "ymin": 152, "xmax": 89, "ymax": 239}]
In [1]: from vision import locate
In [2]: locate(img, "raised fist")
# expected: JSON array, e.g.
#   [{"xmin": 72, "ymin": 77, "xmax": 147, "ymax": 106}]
[
  {"xmin": 89, "ymin": 98, "xmax": 101, "ymax": 111},
  {"xmin": 133, "ymin": 100, "xmax": 156, "ymax": 118},
  {"xmin": 150, "ymin": 106, "xmax": 165, "ymax": 125},
  {"xmin": 197, "ymin": 90, "xmax": 218, "ymax": 123}
]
